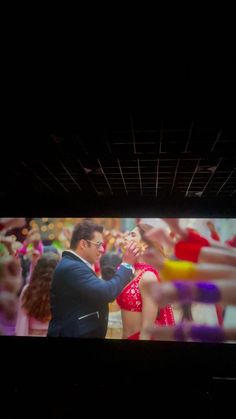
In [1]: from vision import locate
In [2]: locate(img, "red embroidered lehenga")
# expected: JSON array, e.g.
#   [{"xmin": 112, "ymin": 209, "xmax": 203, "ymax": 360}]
[{"xmin": 116, "ymin": 262, "xmax": 175, "ymax": 339}]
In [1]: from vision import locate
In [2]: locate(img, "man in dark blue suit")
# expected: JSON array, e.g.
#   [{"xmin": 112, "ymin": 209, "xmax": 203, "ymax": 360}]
[{"xmin": 47, "ymin": 219, "xmax": 139, "ymax": 338}]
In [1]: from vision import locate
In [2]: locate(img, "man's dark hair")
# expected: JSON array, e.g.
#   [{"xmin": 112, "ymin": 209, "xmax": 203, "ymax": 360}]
[{"xmin": 70, "ymin": 219, "xmax": 103, "ymax": 250}]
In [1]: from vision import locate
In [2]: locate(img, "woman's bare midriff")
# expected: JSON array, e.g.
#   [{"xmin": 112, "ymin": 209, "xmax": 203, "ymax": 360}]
[{"xmin": 121, "ymin": 310, "xmax": 142, "ymax": 339}]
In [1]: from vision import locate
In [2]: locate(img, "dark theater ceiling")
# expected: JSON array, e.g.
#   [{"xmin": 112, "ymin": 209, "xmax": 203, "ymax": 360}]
[
  {"xmin": 2, "ymin": 118, "xmax": 236, "ymax": 201},
  {"xmin": 1, "ymin": 52, "xmax": 236, "ymax": 215}
]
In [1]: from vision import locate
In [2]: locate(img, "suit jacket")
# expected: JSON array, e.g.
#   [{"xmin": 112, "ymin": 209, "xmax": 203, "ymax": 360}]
[{"xmin": 47, "ymin": 251, "xmax": 133, "ymax": 338}]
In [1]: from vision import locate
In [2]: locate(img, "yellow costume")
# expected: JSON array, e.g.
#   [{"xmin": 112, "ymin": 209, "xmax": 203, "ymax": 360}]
[{"xmin": 160, "ymin": 259, "xmax": 197, "ymax": 281}]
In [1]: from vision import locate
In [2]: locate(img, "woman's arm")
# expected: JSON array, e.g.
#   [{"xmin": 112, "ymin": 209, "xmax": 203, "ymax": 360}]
[
  {"xmin": 146, "ymin": 279, "xmax": 236, "ymax": 307},
  {"xmin": 160, "ymin": 259, "xmax": 236, "ymax": 281},
  {"xmin": 199, "ymin": 246, "xmax": 236, "ymax": 266},
  {"xmin": 139, "ymin": 271, "xmax": 159, "ymax": 340},
  {"xmin": 161, "ymin": 218, "xmax": 188, "ymax": 240}
]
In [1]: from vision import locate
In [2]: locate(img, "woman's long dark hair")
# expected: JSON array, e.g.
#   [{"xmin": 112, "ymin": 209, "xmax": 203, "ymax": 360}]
[
  {"xmin": 100, "ymin": 252, "xmax": 122, "ymax": 280},
  {"xmin": 22, "ymin": 252, "xmax": 60, "ymax": 322}
]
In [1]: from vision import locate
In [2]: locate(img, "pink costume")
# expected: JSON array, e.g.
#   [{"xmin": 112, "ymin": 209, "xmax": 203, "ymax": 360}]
[{"xmin": 15, "ymin": 284, "xmax": 49, "ymax": 336}]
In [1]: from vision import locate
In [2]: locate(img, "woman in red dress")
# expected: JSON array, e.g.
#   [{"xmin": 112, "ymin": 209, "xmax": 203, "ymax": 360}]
[{"xmin": 116, "ymin": 224, "xmax": 175, "ymax": 340}]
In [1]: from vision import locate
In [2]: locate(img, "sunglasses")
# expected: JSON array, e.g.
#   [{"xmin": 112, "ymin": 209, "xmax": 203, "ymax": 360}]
[{"xmin": 86, "ymin": 240, "xmax": 105, "ymax": 249}]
